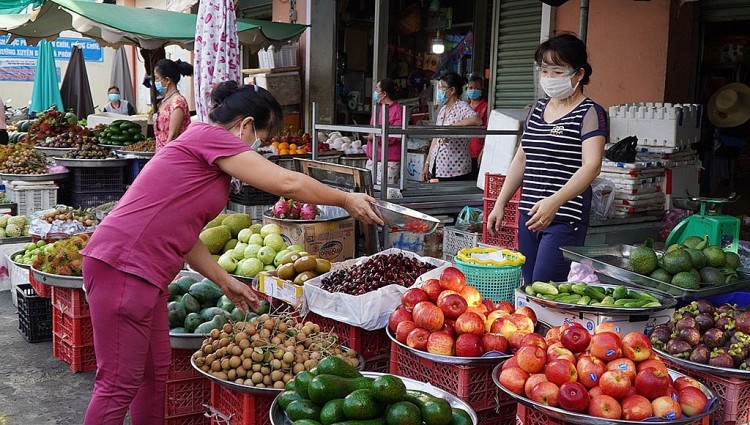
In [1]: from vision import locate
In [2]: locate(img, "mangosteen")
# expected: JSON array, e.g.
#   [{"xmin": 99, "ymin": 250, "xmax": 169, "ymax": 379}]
[
  {"xmin": 730, "ymin": 347, "xmax": 749, "ymax": 367},
  {"xmin": 695, "ymin": 313, "xmax": 715, "ymax": 332},
  {"xmin": 735, "ymin": 311, "xmax": 750, "ymax": 335},
  {"xmin": 678, "ymin": 327, "xmax": 702, "ymax": 346},
  {"xmin": 650, "ymin": 325, "xmax": 672, "ymax": 345},
  {"xmin": 703, "ymin": 328, "xmax": 727, "ymax": 348},
  {"xmin": 709, "ymin": 352, "xmax": 734, "ymax": 368},
  {"xmin": 717, "ymin": 304, "xmax": 735, "ymax": 316},
  {"xmin": 667, "ymin": 339, "xmax": 693, "ymax": 357},
  {"xmin": 715, "ymin": 315, "xmax": 734, "ymax": 331},
  {"xmin": 689, "ymin": 344, "xmax": 710, "ymax": 364},
  {"xmin": 682, "ymin": 311, "xmax": 695, "ymax": 319},
  {"xmin": 696, "ymin": 299, "xmax": 716, "ymax": 315},
  {"xmin": 676, "ymin": 317, "xmax": 697, "ymax": 332}
]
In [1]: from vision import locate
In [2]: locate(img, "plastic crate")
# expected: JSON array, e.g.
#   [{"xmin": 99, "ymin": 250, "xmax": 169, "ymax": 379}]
[
  {"xmin": 170, "ymin": 348, "xmax": 202, "ymax": 381},
  {"xmin": 483, "ymin": 226, "xmax": 520, "ymax": 250},
  {"xmin": 52, "ymin": 333, "xmax": 96, "ymax": 373},
  {"xmin": 453, "ymin": 256, "xmax": 523, "ymax": 303},
  {"xmin": 5, "ymin": 183, "xmax": 57, "ymax": 217},
  {"xmin": 483, "ymin": 199, "xmax": 520, "ymax": 229},
  {"xmin": 18, "ymin": 312, "xmax": 53, "ymax": 343},
  {"xmin": 29, "ymin": 269, "xmax": 51, "ymax": 298},
  {"xmin": 477, "ymin": 402, "xmax": 518, "ymax": 425},
  {"xmin": 125, "ymin": 158, "xmax": 150, "ymax": 185},
  {"xmin": 51, "ymin": 286, "xmax": 89, "ymax": 318},
  {"xmin": 228, "ymin": 184, "xmax": 278, "ymax": 206},
  {"xmin": 17, "ymin": 283, "xmax": 52, "ymax": 317},
  {"xmin": 484, "ymin": 173, "xmax": 522, "ymax": 201},
  {"xmin": 257, "ymin": 43, "xmax": 298, "ymax": 68},
  {"xmin": 70, "ymin": 190, "xmax": 124, "ymax": 209},
  {"xmin": 389, "ymin": 341, "xmax": 510, "ymax": 411},
  {"xmin": 225, "ymin": 202, "xmax": 271, "ymax": 220},
  {"xmin": 514, "ymin": 404, "xmax": 708, "ymax": 425},
  {"xmin": 662, "ymin": 357, "xmax": 750, "ymax": 424},
  {"xmin": 166, "ymin": 376, "xmax": 211, "ymax": 417},
  {"xmin": 71, "ymin": 166, "xmax": 124, "ymax": 192},
  {"xmin": 362, "ymin": 353, "xmax": 389, "ymax": 373},
  {"xmin": 207, "ymin": 381, "xmax": 274, "ymax": 425},
  {"xmin": 165, "ymin": 412, "xmax": 209, "ymax": 425},
  {"xmin": 443, "ymin": 226, "xmax": 481, "ymax": 258},
  {"xmin": 52, "ymin": 307, "xmax": 94, "ymax": 346},
  {"xmin": 304, "ymin": 311, "xmax": 390, "ymax": 359}
]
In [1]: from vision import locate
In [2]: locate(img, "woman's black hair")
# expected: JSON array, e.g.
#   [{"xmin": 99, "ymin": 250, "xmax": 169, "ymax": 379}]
[
  {"xmin": 440, "ymin": 72, "xmax": 466, "ymax": 97},
  {"xmin": 154, "ymin": 58, "xmax": 194, "ymax": 84},
  {"xmin": 208, "ymin": 81, "xmax": 283, "ymax": 134},
  {"xmin": 378, "ymin": 78, "xmax": 398, "ymax": 100},
  {"xmin": 535, "ymin": 33, "xmax": 593, "ymax": 86}
]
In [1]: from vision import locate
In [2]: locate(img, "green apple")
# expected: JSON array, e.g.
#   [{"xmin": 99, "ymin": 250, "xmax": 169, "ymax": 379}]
[
  {"xmin": 260, "ymin": 223, "xmax": 281, "ymax": 238},
  {"xmin": 236, "ymin": 258, "xmax": 264, "ymax": 277},
  {"xmin": 248, "ymin": 233, "xmax": 264, "ymax": 246},
  {"xmin": 231, "ymin": 242, "xmax": 248, "ymax": 260},
  {"xmin": 243, "ymin": 244, "xmax": 262, "ymax": 259},
  {"xmin": 263, "ymin": 233, "xmax": 286, "ymax": 252},
  {"xmin": 257, "ymin": 246, "xmax": 277, "ymax": 265},
  {"xmin": 237, "ymin": 228, "xmax": 252, "ymax": 243}
]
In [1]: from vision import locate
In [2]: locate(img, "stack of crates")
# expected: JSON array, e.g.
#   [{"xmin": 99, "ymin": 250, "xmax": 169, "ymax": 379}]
[
  {"xmin": 515, "ymin": 404, "xmax": 710, "ymax": 425},
  {"xmin": 68, "ymin": 166, "xmax": 125, "ymax": 209},
  {"xmin": 206, "ymin": 382, "xmax": 275, "ymax": 425},
  {"xmin": 16, "ymin": 283, "xmax": 53, "ymax": 343},
  {"xmin": 4, "ymin": 181, "xmax": 58, "ymax": 216},
  {"xmin": 165, "ymin": 348, "xmax": 210, "ymax": 425},
  {"xmin": 482, "ymin": 174, "xmax": 521, "ymax": 249},
  {"xmin": 51, "ymin": 286, "xmax": 96, "ymax": 372},
  {"xmin": 125, "ymin": 158, "xmax": 151, "ymax": 185}
]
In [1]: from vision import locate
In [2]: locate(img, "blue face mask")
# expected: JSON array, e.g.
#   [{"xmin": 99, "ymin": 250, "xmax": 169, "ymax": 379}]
[
  {"xmin": 154, "ymin": 80, "xmax": 167, "ymax": 94},
  {"xmin": 437, "ymin": 90, "xmax": 447, "ymax": 105},
  {"xmin": 466, "ymin": 89, "xmax": 481, "ymax": 100},
  {"xmin": 373, "ymin": 90, "xmax": 381, "ymax": 103},
  {"xmin": 108, "ymin": 93, "xmax": 120, "ymax": 102}
]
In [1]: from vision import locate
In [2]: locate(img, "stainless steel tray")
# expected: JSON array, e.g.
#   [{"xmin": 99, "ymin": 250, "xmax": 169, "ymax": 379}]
[
  {"xmin": 654, "ymin": 347, "xmax": 750, "ymax": 379},
  {"xmin": 170, "ymin": 332, "xmax": 208, "ymax": 350},
  {"xmin": 492, "ymin": 362, "xmax": 717, "ymax": 425},
  {"xmin": 561, "ymin": 244, "xmax": 750, "ymax": 300},
  {"xmin": 8, "ymin": 249, "xmax": 30, "ymax": 270},
  {"xmin": 0, "ymin": 172, "xmax": 69, "ymax": 181},
  {"xmin": 97, "ymin": 144, "xmax": 122, "ymax": 149},
  {"xmin": 30, "ymin": 267, "xmax": 83, "ymax": 289},
  {"xmin": 516, "ymin": 282, "xmax": 677, "ymax": 314},
  {"xmin": 118, "ymin": 150, "xmax": 155, "ymax": 158},
  {"xmin": 52, "ymin": 157, "xmax": 127, "ymax": 168},
  {"xmin": 375, "ymin": 200, "xmax": 441, "ymax": 234},
  {"xmin": 269, "ymin": 371, "xmax": 479, "ymax": 425},
  {"xmin": 0, "ymin": 236, "xmax": 33, "ymax": 245},
  {"xmin": 386, "ymin": 321, "xmax": 551, "ymax": 365},
  {"xmin": 34, "ymin": 146, "xmax": 75, "ymax": 157}
]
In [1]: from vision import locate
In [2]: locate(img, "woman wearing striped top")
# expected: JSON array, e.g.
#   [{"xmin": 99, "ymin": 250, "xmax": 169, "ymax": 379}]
[{"xmin": 487, "ymin": 33, "xmax": 608, "ymax": 284}]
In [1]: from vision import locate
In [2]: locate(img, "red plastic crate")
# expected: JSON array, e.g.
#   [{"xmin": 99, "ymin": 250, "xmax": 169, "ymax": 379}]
[
  {"xmin": 389, "ymin": 341, "xmax": 510, "ymax": 411},
  {"xmin": 476, "ymin": 402, "xmax": 517, "ymax": 425},
  {"xmin": 164, "ymin": 412, "xmax": 209, "ymax": 425},
  {"xmin": 52, "ymin": 306, "xmax": 94, "ymax": 345},
  {"xmin": 363, "ymin": 353, "xmax": 389, "ymax": 373},
  {"xmin": 207, "ymin": 382, "xmax": 274, "ymax": 425},
  {"xmin": 171, "ymin": 348, "xmax": 202, "ymax": 381},
  {"xmin": 484, "ymin": 173, "xmax": 522, "ymax": 201},
  {"xmin": 29, "ymin": 269, "xmax": 51, "ymax": 298},
  {"xmin": 52, "ymin": 333, "xmax": 96, "ymax": 373},
  {"xmin": 663, "ymin": 357, "xmax": 750, "ymax": 424},
  {"xmin": 51, "ymin": 286, "xmax": 90, "ymax": 318},
  {"xmin": 483, "ymin": 226, "xmax": 520, "ymax": 250},
  {"xmin": 483, "ymin": 198, "xmax": 520, "ymax": 229},
  {"xmin": 515, "ymin": 404, "xmax": 710, "ymax": 425},
  {"xmin": 304, "ymin": 312, "xmax": 390, "ymax": 359},
  {"xmin": 165, "ymin": 376, "xmax": 211, "ymax": 417}
]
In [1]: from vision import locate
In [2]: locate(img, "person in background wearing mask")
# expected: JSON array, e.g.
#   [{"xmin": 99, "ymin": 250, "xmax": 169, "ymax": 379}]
[
  {"xmin": 153, "ymin": 58, "xmax": 193, "ymax": 151},
  {"xmin": 466, "ymin": 75, "xmax": 488, "ymax": 179},
  {"xmin": 486, "ymin": 33, "xmax": 607, "ymax": 284},
  {"xmin": 0, "ymin": 98, "xmax": 7, "ymax": 145},
  {"xmin": 103, "ymin": 86, "xmax": 136, "ymax": 115},
  {"xmin": 365, "ymin": 78, "xmax": 403, "ymax": 185},
  {"xmin": 423, "ymin": 73, "xmax": 482, "ymax": 182}
]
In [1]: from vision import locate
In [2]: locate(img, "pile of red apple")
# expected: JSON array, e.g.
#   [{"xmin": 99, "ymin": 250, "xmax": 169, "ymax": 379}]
[
  {"xmin": 498, "ymin": 322, "xmax": 711, "ymax": 421},
  {"xmin": 387, "ymin": 266, "xmax": 539, "ymax": 357}
]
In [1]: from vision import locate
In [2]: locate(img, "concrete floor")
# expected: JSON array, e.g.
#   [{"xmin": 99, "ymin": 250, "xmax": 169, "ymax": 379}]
[{"xmin": 0, "ymin": 289, "xmax": 94, "ymax": 424}]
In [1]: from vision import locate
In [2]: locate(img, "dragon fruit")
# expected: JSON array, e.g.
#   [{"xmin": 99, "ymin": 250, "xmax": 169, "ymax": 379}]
[
  {"xmin": 300, "ymin": 203, "xmax": 319, "ymax": 220},
  {"xmin": 288, "ymin": 199, "xmax": 302, "ymax": 219},
  {"xmin": 273, "ymin": 197, "xmax": 291, "ymax": 218}
]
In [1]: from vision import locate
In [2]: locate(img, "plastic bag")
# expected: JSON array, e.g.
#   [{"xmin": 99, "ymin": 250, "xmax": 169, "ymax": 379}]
[
  {"xmin": 455, "ymin": 206, "xmax": 483, "ymax": 232},
  {"xmin": 591, "ymin": 178, "xmax": 616, "ymax": 219},
  {"xmin": 605, "ymin": 136, "xmax": 638, "ymax": 163},
  {"xmin": 567, "ymin": 261, "xmax": 600, "ymax": 285}
]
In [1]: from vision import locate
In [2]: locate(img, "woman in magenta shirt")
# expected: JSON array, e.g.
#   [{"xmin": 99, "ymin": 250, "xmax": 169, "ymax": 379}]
[
  {"xmin": 81, "ymin": 82, "xmax": 383, "ymax": 425},
  {"xmin": 366, "ymin": 78, "xmax": 403, "ymax": 185}
]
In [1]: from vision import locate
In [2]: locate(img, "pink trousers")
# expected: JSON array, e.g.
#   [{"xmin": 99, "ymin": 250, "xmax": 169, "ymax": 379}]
[{"xmin": 83, "ymin": 256, "xmax": 171, "ymax": 425}]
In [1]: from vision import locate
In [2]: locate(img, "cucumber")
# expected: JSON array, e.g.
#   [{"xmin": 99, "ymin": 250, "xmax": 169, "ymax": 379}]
[
  {"xmin": 600, "ymin": 296, "xmax": 615, "ymax": 306},
  {"xmin": 583, "ymin": 287, "xmax": 605, "ymax": 302},
  {"xmin": 558, "ymin": 283, "xmax": 573, "ymax": 294},
  {"xmin": 524, "ymin": 285, "xmax": 536, "ymax": 296},
  {"xmin": 576, "ymin": 295, "xmax": 591, "ymax": 305},
  {"xmin": 571, "ymin": 283, "xmax": 588, "ymax": 296},
  {"xmin": 612, "ymin": 285, "xmax": 629, "ymax": 300},
  {"xmin": 531, "ymin": 281, "xmax": 558, "ymax": 296}
]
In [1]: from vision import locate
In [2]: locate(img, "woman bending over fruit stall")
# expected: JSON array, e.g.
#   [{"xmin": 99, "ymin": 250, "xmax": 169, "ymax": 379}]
[{"xmin": 80, "ymin": 81, "xmax": 384, "ymax": 425}]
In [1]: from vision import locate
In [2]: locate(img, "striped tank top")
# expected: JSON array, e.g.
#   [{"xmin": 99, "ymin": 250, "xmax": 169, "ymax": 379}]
[{"xmin": 520, "ymin": 97, "xmax": 608, "ymax": 224}]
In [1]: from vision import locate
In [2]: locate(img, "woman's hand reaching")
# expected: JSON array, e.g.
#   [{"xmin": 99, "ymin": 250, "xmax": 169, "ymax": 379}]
[{"xmin": 344, "ymin": 193, "xmax": 384, "ymax": 226}]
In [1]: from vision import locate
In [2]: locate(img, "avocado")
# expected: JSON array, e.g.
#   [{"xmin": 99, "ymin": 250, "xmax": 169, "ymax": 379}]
[
  {"xmin": 181, "ymin": 293, "xmax": 201, "ymax": 314},
  {"xmin": 371, "ymin": 375, "xmax": 406, "ymax": 404},
  {"xmin": 342, "ymin": 389, "xmax": 383, "ymax": 420},
  {"xmin": 386, "ymin": 401, "xmax": 421, "ymax": 425},
  {"xmin": 630, "ymin": 245, "xmax": 659, "ymax": 275},
  {"xmin": 699, "ymin": 267, "xmax": 725, "ymax": 285},
  {"xmin": 319, "ymin": 399, "xmax": 346, "ymax": 425},
  {"xmin": 167, "ymin": 301, "xmax": 186, "ymax": 328},
  {"xmin": 649, "ymin": 268, "xmax": 672, "ymax": 283},
  {"xmin": 725, "ymin": 251, "xmax": 740, "ymax": 270},
  {"xmin": 703, "ymin": 246, "xmax": 727, "ymax": 268},
  {"xmin": 671, "ymin": 271, "xmax": 700, "ymax": 289},
  {"xmin": 682, "ymin": 235, "xmax": 705, "ymax": 249},
  {"xmin": 183, "ymin": 312, "xmax": 203, "ymax": 333},
  {"xmin": 285, "ymin": 399, "xmax": 321, "ymax": 422},
  {"xmin": 686, "ymin": 249, "xmax": 707, "ymax": 270},
  {"xmin": 662, "ymin": 248, "xmax": 693, "ymax": 275}
]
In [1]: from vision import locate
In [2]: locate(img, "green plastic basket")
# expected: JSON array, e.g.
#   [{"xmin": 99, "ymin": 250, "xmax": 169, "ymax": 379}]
[{"xmin": 453, "ymin": 256, "xmax": 522, "ymax": 303}]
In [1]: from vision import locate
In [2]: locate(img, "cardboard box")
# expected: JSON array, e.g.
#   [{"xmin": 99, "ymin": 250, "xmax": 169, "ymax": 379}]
[
  {"xmin": 246, "ymin": 71, "xmax": 301, "ymax": 106},
  {"xmin": 257, "ymin": 273, "xmax": 304, "ymax": 308},
  {"xmin": 514, "ymin": 289, "xmax": 673, "ymax": 336}
]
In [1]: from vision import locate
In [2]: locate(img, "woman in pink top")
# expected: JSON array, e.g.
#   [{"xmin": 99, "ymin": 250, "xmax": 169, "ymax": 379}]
[
  {"xmin": 81, "ymin": 82, "xmax": 384, "ymax": 425},
  {"xmin": 467, "ymin": 75, "xmax": 489, "ymax": 179},
  {"xmin": 366, "ymin": 78, "xmax": 403, "ymax": 185},
  {"xmin": 153, "ymin": 59, "xmax": 193, "ymax": 151}
]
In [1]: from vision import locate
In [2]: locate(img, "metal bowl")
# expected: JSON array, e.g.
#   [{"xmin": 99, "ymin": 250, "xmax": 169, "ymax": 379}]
[
  {"xmin": 0, "ymin": 172, "xmax": 69, "ymax": 182},
  {"xmin": 516, "ymin": 283, "xmax": 678, "ymax": 314},
  {"xmin": 654, "ymin": 348, "xmax": 750, "ymax": 379},
  {"xmin": 269, "ymin": 371, "xmax": 479, "ymax": 425},
  {"xmin": 375, "ymin": 200, "xmax": 440, "ymax": 234},
  {"xmin": 8, "ymin": 249, "xmax": 30, "ymax": 270},
  {"xmin": 492, "ymin": 361, "xmax": 717, "ymax": 425},
  {"xmin": 30, "ymin": 267, "xmax": 83, "ymax": 289},
  {"xmin": 672, "ymin": 197, "xmax": 700, "ymax": 211}
]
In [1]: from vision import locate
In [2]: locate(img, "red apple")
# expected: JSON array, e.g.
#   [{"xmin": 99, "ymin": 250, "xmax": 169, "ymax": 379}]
[
  {"xmin": 525, "ymin": 373, "xmax": 549, "ymax": 398},
  {"xmin": 589, "ymin": 332, "xmax": 622, "ymax": 362},
  {"xmin": 516, "ymin": 345, "xmax": 547, "ymax": 373},
  {"xmin": 406, "ymin": 327, "xmax": 430, "ymax": 351},
  {"xmin": 455, "ymin": 333, "xmax": 483, "ymax": 357},
  {"xmin": 588, "ymin": 385, "xmax": 604, "ymax": 399},
  {"xmin": 507, "ymin": 332, "xmax": 528, "ymax": 353},
  {"xmin": 588, "ymin": 395, "xmax": 622, "ymax": 419},
  {"xmin": 606, "ymin": 358, "xmax": 636, "ymax": 382},
  {"xmin": 495, "ymin": 301, "xmax": 515, "ymax": 314},
  {"xmin": 436, "ymin": 290, "xmax": 459, "ymax": 305},
  {"xmin": 515, "ymin": 306, "xmax": 537, "ymax": 326},
  {"xmin": 636, "ymin": 359, "xmax": 668, "ymax": 375},
  {"xmin": 482, "ymin": 334, "xmax": 508, "ymax": 354},
  {"xmin": 509, "ymin": 313, "xmax": 535, "ymax": 334},
  {"xmin": 481, "ymin": 299, "xmax": 496, "ymax": 313},
  {"xmin": 635, "ymin": 367, "xmax": 671, "ymax": 401},
  {"xmin": 485, "ymin": 310, "xmax": 510, "ymax": 333},
  {"xmin": 489, "ymin": 317, "xmax": 518, "ymax": 339},
  {"xmin": 502, "ymin": 357, "xmax": 519, "ymax": 371},
  {"xmin": 621, "ymin": 331, "xmax": 653, "ymax": 362},
  {"xmin": 459, "ymin": 285, "xmax": 482, "ymax": 306},
  {"xmin": 388, "ymin": 306, "xmax": 413, "ymax": 332},
  {"xmin": 439, "ymin": 321, "xmax": 457, "ymax": 339},
  {"xmin": 558, "ymin": 382, "xmax": 590, "ymax": 413},
  {"xmin": 401, "ymin": 288, "xmax": 429, "ymax": 311},
  {"xmin": 439, "ymin": 266, "xmax": 466, "ymax": 292},
  {"xmin": 547, "ymin": 346, "xmax": 577, "ymax": 364},
  {"xmin": 577, "ymin": 355, "xmax": 606, "ymax": 389},
  {"xmin": 562, "ymin": 321, "xmax": 586, "ymax": 330},
  {"xmin": 521, "ymin": 333, "xmax": 547, "ymax": 351},
  {"xmin": 546, "ymin": 342, "xmax": 564, "ymax": 355},
  {"xmin": 545, "ymin": 327, "xmax": 562, "ymax": 344},
  {"xmin": 664, "ymin": 385, "xmax": 677, "ymax": 400},
  {"xmin": 595, "ymin": 322, "xmax": 623, "ymax": 337},
  {"xmin": 561, "ymin": 326, "xmax": 592, "ymax": 354},
  {"xmin": 530, "ymin": 381, "xmax": 560, "ymax": 407},
  {"xmin": 499, "ymin": 367, "xmax": 529, "ymax": 396},
  {"xmin": 436, "ymin": 293, "xmax": 468, "ymax": 320},
  {"xmin": 466, "ymin": 304, "xmax": 488, "ymax": 319},
  {"xmin": 673, "ymin": 376, "xmax": 702, "ymax": 392},
  {"xmin": 677, "ymin": 386, "xmax": 708, "ymax": 416},
  {"xmin": 421, "ymin": 279, "xmax": 443, "ymax": 302},
  {"xmin": 544, "ymin": 360, "xmax": 578, "ymax": 386},
  {"xmin": 454, "ymin": 312, "xmax": 485, "ymax": 336},
  {"xmin": 412, "ymin": 301, "xmax": 445, "ymax": 332},
  {"xmin": 426, "ymin": 331, "xmax": 455, "ymax": 356},
  {"xmin": 621, "ymin": 394, "xmax": 653, "ymax": 421},
  {"xmin": 651, "ymin": 395, "xmax": 682, "ymax": 420},
  {"xmin": 395, "ymin": 321, "xmax": 417, "ymax": 344},
  {"xmin": 599, "ymin": 370, "xmax": 632, "ymax": 400}
]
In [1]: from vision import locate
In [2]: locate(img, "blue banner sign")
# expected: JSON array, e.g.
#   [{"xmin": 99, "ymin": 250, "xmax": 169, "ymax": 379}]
[{"xmin": 0, "ymin": 35, "xmax": 103, "ymax": 62}]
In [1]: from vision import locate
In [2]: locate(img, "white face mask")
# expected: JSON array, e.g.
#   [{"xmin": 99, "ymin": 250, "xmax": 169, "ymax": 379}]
[
  {"xmin": 540, "ymin": 72, "xmax": 579, "ymax": 99},
  {"xmin": 237, "ymin": 119, "xmax": 262, "ymax": 150}
]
